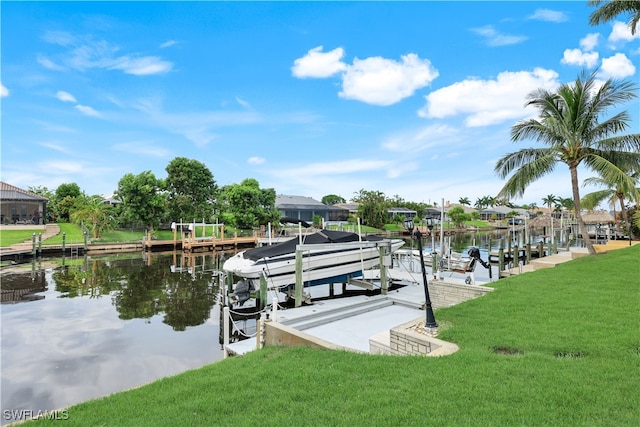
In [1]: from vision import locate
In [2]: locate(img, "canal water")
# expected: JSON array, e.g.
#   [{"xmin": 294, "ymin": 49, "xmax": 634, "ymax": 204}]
[
  {"xmin": 1, "ymin": 252, "xmax": 228, "ymax": 424},
  {"xmin": 0, "ymin": 228, "xmax": 574, "ymax": 423}
]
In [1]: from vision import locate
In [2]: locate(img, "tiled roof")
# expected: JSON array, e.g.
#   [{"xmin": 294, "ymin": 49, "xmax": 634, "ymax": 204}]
[{"xmin": 0, "ymin": 182, "xmax": 49, "ymax": 202}]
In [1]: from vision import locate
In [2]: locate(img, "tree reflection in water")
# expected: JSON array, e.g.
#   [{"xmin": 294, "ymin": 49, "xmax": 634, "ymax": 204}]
[{"xmin": 51, "ymin": 253, "xmax": 222, "ymax": 331}]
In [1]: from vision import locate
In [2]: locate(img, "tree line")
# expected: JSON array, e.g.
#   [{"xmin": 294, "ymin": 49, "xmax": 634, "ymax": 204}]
[{"xmin": 29, "ymin": 157, "xmax": 281, "ymax": 238}]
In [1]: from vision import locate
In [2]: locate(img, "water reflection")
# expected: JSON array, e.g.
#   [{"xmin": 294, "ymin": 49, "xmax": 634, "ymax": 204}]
[
  {"xmin": 0, "ymin": 252, "xmax": 226, "ymax": 425},
  {"xmin": 43, "ymin": 253, "xmax": 221, "ymax": 330}
]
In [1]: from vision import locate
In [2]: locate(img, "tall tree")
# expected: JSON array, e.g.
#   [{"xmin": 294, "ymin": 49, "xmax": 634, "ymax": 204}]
[
  {"xmin": 116, "ymin": 171, "xmax": 167, "ymax": 230},
  {"xmin": 458, "ymin": 197, "xmax": 471, "ymax": 206},
  {"xmin": 352, "ymin": 189, "xmax": 388, "ymax": 229},
  {"xmin": 55, "ymin": 182, "xmax": 82, "ymax": 200},
  {"xmin": 589, "ymin": 0, "xmax": 640, "ymax": 35},
  {"xmin": 53, "ymin": 183, "xmax": 83, "ymax": 221},
  {"xmin": 165, "ymin": 157, "xmax": 217, "ymax": 222},
  {"xmin": 447, "ymin": 206, "xmax": 470, "ymax": 228},
  {"xmin": 321, "ymin": 194, "xmax": 346, "ymax": 205},
  {"xmin": 220, "ymin": 178, "xmax": 280, "ymax": 229},
  {"xmin": 495, "ymin": 71, "xmax": 640, "ymax": 254},
  {"xmin": 28, "ymin": 186, "xmax": 54, "ymax": 200}
]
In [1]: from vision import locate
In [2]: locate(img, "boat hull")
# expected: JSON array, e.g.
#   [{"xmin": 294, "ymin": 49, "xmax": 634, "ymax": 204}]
[{"xmin": 224, "ymin": 238, "xmax": 405, "ymax": 290}]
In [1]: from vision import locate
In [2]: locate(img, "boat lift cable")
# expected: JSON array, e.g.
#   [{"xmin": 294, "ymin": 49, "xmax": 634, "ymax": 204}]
[
  {"xmin": 227, "ymin": 307, "xmax": 265, "ymax": 317},
  {"xmin": 228, "ymin": 316, "xmax": 258, "ymax": 338}
]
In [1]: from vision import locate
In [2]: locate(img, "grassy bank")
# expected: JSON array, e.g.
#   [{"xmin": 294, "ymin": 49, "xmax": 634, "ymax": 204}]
[{"xmin": 26, "ymin": 245, "xmax": 639, "ymax": 426}]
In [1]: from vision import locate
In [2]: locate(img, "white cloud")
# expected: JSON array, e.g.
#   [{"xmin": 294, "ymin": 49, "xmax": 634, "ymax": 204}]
[
  {"xmin": 40, "ymin": 31, "xmax": 173, "ymax": 76},
  {"xmin": 470, "ymin": 25, "xmax": 527, "ymax": 47},
  {"xmin": 608, "ymin": 21, "xmax": 640, "ymax": 44},
  {"xmin": 339, "ymin": 53, "xmax": 438, "ymax": 106},
  {"xmin": 561, "ymin": 48, "xmax": 599, "ymax": 68},
  {"xmin": 160, "ymin": 40, "xmax": 178, "ymax": 48},
  {"xmin": 56, "ymin": 90, "xmax": 77, "ymax": 103},
  {"xmin": 273, "ymin": 159, "xmax": 391, "ymax": 178},
  {"xmin": 75, "ymin": 104, "xmax": 101, "ymax": 117},
  {"xmin": 183, "ymin": 128, "xmax": 218, "ymax": 147},
  {"xmin": 599, "ymin": 53, "xmax": 636, "ymax": 79},
  {"xmin": 293, "ymin": 47, "xmax": 439, "ymax": 106},
  {"xmin": 248, "ymin": 156, "xmax": 266, "ymax": 165},
  {"xmin": 528, "ymin": 9, "xmax": 568, "ymax": 23},
  {"xmin": 291, "ymin": 46, "xmax": 347, "ymax": 78},
  {"xmin": 381, "ymin": 124, "xmax": 459, "ymax": 153},
  {"xmin": 41, "ymin": 30, "xmax": 76, "ymax": 46},
  {"xmin": 108, "ymin": 56, "xmax": 172, "ymax": 75},
  {"xmin": 419, "ymin": 68, "xmax": 560, "ymax": 127},
  {"xmin": 38, "ymin": 160, "xmax": 86, "ymax": 174},
  {"xmin": 128, "ymin": 98, "xmax": 263, "ymax": 147},
  {"xmin": 39, "ymin": 142, "xmax": 73, "ymax": 154},
  {"xmin": 1, "ymin": 82, "xmax": 8, "ymax": 97},
  {"xmin": 33, "ymin": 120, "xmax": 79, "ymax": 133},
  {"xmin": 580, "ymin": 33, "xmax": 600, "ymax": 51},
  {"xmin": 37, "ymin": 55, "xmax": 66, "ymax": 71},
  {"xmin": 236, "ymin": 96, "xmax": 251, "ymax": 109}
]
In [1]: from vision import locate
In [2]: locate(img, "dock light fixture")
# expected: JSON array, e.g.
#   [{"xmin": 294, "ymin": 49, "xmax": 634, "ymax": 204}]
[
  {"xmin": 404, "ymin": 217, "xmax": 438, "ymax": 329},
  {"xmin": 425, "ymin": 215, "xmax": 435, "ymax": 251},
  {"xmin": 425, "ymin": 215, "xmax": 434, "ymax": 231}
]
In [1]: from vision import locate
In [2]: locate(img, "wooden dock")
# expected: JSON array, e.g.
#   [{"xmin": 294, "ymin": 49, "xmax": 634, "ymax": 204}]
[
  {"xmin": 488, "ymin": 242, "xmax": 550, "ymax": 261},
  {"xmin": 144, "ymin": 235, "xmax": 257, "ymax": 252}
]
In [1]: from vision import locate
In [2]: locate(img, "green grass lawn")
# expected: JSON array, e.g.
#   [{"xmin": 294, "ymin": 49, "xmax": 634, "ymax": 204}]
[
  {"xmin": 0, "ymin": 229, "xmax": 41, "ymax": 246},
  {"xmin": 26, "ymin": 245, "xmax": 640, "ymax": 426}
]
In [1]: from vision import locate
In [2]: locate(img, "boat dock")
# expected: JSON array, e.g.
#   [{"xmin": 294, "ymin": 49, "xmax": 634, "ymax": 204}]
[
  {"xmin": 143, "ymin": 235, "xmax": 257, "ymax": 252},
  {"xmin": 488, "ymin": 242, "xmax": 551, "ymax": 261},
  {"xmin": 224, "ymin": 272, "xmax": 492, "ymax": 357}
]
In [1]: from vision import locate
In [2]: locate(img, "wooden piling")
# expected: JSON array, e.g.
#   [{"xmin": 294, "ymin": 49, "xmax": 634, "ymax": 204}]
[
  {"xmin": 538, "ymin": 241, "xmax": 544, "ymax": 258},
  {"xmin": 259, "ymin": 274, "xmax": 267, "ymax": 310},
  {"xmin": 379, "ymin": 247, "xmax": 387, "ymax": 295}
]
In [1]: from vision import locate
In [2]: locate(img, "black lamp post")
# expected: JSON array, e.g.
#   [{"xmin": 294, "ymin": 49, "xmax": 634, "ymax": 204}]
[
  {"xmin": 425, "ymin": 215, "xmax": 434, "ymax": 232},
  {"xmin": 425, "ymin": 215, "xmax": 434, "ymax": 251},
  {"xmin": 404, "ymin": 217, "xmax": 438, "ymax": 329}
]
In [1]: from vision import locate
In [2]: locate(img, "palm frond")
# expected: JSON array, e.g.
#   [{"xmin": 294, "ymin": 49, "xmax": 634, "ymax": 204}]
[
  {"xmin": 496, "ymin": 155, "xmax": 558, "ymax": 199},
  {"xmin": 494, "ymin": 148, "xmax": 553, "ymax": 178},
  {"xmin": 581, "ymin": 189, "xmax": 613, "ymax": 210},
  {"xmin": 589, "ymin": 0, "xmax": 640, "ymax": 35}
]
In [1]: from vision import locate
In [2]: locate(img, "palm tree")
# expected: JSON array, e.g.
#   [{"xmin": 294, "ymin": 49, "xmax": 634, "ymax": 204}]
[
  {"xmin": 589, "ymin": 0, "xmax": 640, "ymax": 35},
  {"xmin": 70, "ymin": 195, "xmax": 115, "ymax": 239},
  {"xmin": 458, "ymin": 197, "xmax": 471, "ymax": 206},
  {"xmin": 581, "ymin": 170, "xmax": 640, "ymax": 235},
  {"xmin": 495, "ymin": 71, "xmax": 640, "ymax": 254},
  {"xmin": 542, "ymin": 194, "xmax": 559, "ymax": 213}
]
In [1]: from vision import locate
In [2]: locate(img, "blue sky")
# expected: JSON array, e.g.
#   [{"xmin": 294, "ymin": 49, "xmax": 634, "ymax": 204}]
[{"xmin": 2, "ymin": 1, "xmax": 638, "ymax": 207}]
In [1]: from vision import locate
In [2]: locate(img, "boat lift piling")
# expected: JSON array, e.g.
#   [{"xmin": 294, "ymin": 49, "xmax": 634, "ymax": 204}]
[{"xmin": 287, "ymin": 241, "xmax": 393, "ymax": 307}]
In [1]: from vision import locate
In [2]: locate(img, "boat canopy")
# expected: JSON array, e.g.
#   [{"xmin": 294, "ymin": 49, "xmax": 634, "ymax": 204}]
[{"xmin": 242, "ymin": 229, "xmax": 384, "ymax": 261}]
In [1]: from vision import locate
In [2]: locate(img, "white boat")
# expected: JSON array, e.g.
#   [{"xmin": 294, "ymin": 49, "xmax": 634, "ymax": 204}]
[{"xmin": 223, "ymin": 229, "xmax": 405, "ymax": 291}]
